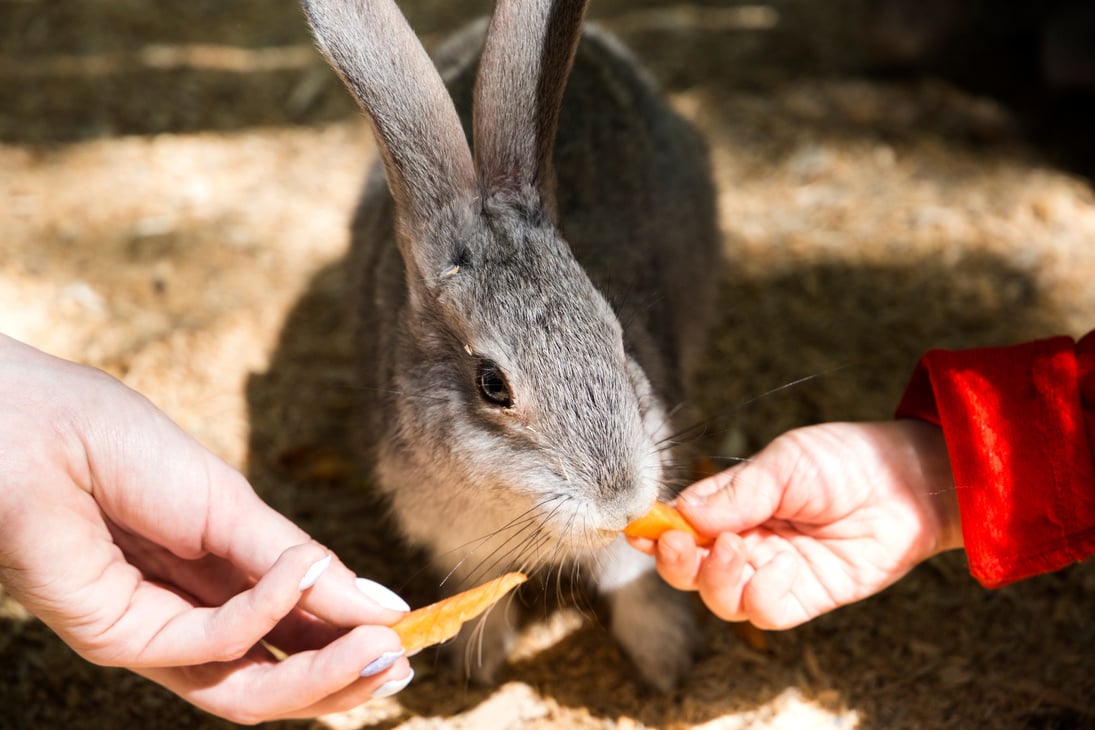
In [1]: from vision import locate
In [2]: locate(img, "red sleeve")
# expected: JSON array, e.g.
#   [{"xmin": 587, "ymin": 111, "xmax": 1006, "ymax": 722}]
[{"xmin": 895, "ymin": 331, "xmax": 1095, "ymax": 588}]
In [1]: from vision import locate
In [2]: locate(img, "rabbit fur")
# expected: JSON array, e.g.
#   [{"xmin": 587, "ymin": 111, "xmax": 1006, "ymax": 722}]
[{"xmin": 304, "ymin": 0, "xmax": 720, "ymax": 691}]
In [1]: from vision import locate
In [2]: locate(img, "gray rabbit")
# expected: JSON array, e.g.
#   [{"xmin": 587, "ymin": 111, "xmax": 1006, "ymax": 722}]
[{"xmin": 303, "ymin": 0, "xmax": 720, "ymax": 690}]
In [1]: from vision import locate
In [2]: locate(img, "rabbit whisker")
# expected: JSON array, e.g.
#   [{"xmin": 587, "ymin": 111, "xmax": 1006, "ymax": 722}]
[
  {"xmin": 461, "ymin": 495, "xmax": 570, "ymax": 586},
  {"xmin": 465, "ymin": 526, "xmax": 549, "ymax": 588},
  {"xmin": 336, "ymin": 383, "xmax": 454, "ymax": 403},
  {"xmin": 438, "ymin": 520, "xmax": 538, "ymax": 587},
  {"xmin": 462, "ymin": 565, "xmax": 531, "ymax": 678},
  {"xmin": 431, "ymin": 493, "xmax": 563, "ymax": 570},
  {"xmin": 699, "ymin": 455, "xmax": 752, "ymax": 466},
  {"xmin": 657, "ymin": 367, "xmax": 853, "ymax": 451}
]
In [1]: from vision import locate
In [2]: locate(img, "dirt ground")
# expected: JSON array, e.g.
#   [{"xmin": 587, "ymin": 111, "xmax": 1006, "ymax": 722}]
[{"xmin": 2, "ymin": 1, "xmax": 1095, "ymax": 728}]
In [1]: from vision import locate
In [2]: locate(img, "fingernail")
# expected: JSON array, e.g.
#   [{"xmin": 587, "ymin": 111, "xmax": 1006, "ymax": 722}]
[
  {"xmin": 298, "ymin": 554, "xmax": 332, "ymax": 591},
  {"xmin": 356, "ymin": 578, "xmax": 411, "ymax": 612},
  {"xmin": 657, "ymin": 533, "xmax": 685, "ymax": 564},
  {"xmin": 360, "ymin": 649, "xmax": 404, "ymax": 678},
  {"xmin": 676, "ymin": 490, "xmax": 705, "ymax": 507},
  {"xmin": 683, "ymin": 471, "xmax": 735, "ymax": 504},
  {"xmin": 711, "ymin": 533, "xmax": 745, "ymax": 568},
  {"xmin": 371, "ymin": 668, "xmax": 414, "ymax": 699},
  {"xmin": 710, "ymin": 536, "xmax": 736, "ymax": 566}
]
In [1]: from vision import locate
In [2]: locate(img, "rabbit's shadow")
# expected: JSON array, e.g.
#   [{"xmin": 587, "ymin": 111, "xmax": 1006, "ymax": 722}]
[
  {"xmin": 244, "ymin": 240, "xmax": 1071, "ymax": 726},
  {"xmin": 244, "ymin": 260, "xmax": 438, "ymax": 610}
]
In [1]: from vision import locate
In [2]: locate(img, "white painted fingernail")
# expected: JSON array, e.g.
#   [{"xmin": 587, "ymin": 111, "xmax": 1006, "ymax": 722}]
[
  {"xmin": 356, "ymin": 578, "xmax": 411, "ymax": 612},
  {"xmin": 360, "ymin": 649, "xmax": 405, "ymax": 677},
  {"xmin": 371, "ymin": 668, "xmax": 414, "ymax": 699},
  {"xmin": 298, "ymin": 554, "xmax": 332, "ymax": 591}
]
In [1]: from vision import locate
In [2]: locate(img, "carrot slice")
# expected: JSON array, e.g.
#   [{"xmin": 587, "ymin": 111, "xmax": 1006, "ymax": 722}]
[
  {"xmin": 391, "ymin": 572, "xmax": 527, "ymax": 654},
  {"xmin": 623, "ymin": 501, "xmax": 713, "ymax": 546}
]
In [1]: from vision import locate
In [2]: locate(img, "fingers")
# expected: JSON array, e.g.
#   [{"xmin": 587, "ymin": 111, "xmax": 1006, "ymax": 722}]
[
  {"xmin": 737, "ymin": 551, "xmax": 807, "ymax": 630},
  {"xmin": 142, "ymin": 624, "xmax": 412, "ymax": 724},
  {"xmin": 653, "ymin": 531, "xmax": 765, "ymax": 625},
  {"xmin": 200, "ymin": 475, "xmax": 410, "ymax": 628},
  {"xmin": 257, "ymin": 627, "xmax": 412, "ymax": 718},
  {"xmin": 97, "ymin": 540, "xmax": 416, "ymax": 723},
  {"xmin": 73, "ymin": 382, "xmax": 407, "ymax": 630},
  {"xmin": 624, "ymin": 535, "xmax": 656, "ymax": 555},
  {"xmin": 96, "ymin": 543, "xmax": 408, "ymax": 671},
  {"xmin": 260, "ymin": 630, "xmax": 413, "ymax": 719},
  {"xmin": 652, "ymin": 530, "xmax": 704, "ymax": 590},
  {"xmin": 93, "ymin": 543, "xmax": 325, "ymax": 667},
  {"xmin": 264, "ymin": 578, "xmax": 413, "ymax": 656},
  {"xmin": 658, "ymin": 530, "xmax": 811, "ymax": 630},
  {"xmin": 694, "ymin": 533, "xmax": 752, "ymax": 622},
  {"xmin": 676, "ymin": 461, "xmax": 782, "ymax": 536}
]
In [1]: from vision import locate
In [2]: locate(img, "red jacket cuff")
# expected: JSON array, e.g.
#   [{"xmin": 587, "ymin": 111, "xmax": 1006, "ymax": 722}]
[{"xmin": 896, "ymin": 333, "xmax": 1095, "ymax": 588}]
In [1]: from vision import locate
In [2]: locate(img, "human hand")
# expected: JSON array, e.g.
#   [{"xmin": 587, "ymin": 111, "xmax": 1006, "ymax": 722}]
[
  {"xmin": 0, "ymin": 335, "xmax": 413, "ymax": 723},
  {"xmin": 635, "ymin": 420, "xmax": 962, "ymax": 629}
]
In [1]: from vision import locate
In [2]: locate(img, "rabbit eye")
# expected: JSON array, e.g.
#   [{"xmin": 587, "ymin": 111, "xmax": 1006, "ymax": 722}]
[{"xmin": 476, "ymin": 360, "xmax": 513, "ymax": 408}]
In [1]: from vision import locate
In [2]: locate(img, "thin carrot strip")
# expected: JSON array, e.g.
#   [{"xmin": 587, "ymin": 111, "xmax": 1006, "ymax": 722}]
[{"xmin": 391, "ymin": 572, "xmax": 527, "ymax": 654}]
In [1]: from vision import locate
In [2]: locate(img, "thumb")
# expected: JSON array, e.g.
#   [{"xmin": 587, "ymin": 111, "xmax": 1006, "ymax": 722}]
[{"xmin": 676, "ymin": 460, "xmax": 783, "ymax": 535}]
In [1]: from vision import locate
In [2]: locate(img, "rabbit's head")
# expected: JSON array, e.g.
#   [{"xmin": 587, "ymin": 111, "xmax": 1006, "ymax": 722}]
[{"xmin": 305, "ymin": 0, "xmax": 669, "ymax": 555}]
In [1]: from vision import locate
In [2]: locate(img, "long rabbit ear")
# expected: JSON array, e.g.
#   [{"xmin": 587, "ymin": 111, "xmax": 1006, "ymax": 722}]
[
  {"xmin": 473, "ymin": 0, "xmax": 588, "ymax": 220},
  {"xmin": 303, "ymin": 0, "xmax": 475, "ymax": 236}
]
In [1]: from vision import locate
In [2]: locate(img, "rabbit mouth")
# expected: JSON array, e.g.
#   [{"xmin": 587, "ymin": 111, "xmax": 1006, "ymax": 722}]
[
  {"xmin": 591, "ymin": 528, "xmax": 622, "ymax": 548},
  {"xmin": 543, "ymin": 502, "xmax": 636, "ymax": 549},
  {"xmin": 554, "ymin": 527, "xmax": 624, "ymax": 555}
]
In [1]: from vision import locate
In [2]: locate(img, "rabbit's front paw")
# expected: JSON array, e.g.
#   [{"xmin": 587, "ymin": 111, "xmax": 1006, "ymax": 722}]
[
  {"xmin": 609, "ymin": 573, "xmax": 697, "ymax": 692},
  {"xmin": 598, "ymin": 542, "xmax": 697, "ymax": 691}
]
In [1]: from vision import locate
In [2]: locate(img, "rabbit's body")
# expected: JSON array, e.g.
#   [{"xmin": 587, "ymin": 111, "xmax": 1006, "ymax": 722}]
[{"xmin": 306, "ymin": 0, "xmax": 719, "ymax": 690}]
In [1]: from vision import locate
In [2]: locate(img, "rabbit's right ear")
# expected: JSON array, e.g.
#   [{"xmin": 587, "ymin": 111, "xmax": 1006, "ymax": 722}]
[{"xmin": 303, "ymin": 0, "xmax": 475, "ymax": 246}]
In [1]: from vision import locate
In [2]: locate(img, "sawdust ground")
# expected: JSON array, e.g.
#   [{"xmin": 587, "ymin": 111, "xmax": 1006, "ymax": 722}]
[{"xmin": 2, "ymin": 1, "xmax": 1094, "ymax": 729}]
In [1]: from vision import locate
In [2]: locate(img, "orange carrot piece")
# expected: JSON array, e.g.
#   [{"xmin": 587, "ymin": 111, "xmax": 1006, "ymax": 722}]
[
  {"xmin": 391, "ymin": 572, "xmax": 527, "ymax": 654},
  {"xmin": 623, "ymin": 501, "xmax": 713, "ymax": 546}
]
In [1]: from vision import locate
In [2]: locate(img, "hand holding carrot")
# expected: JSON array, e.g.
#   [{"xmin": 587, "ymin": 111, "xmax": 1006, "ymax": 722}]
[
  {"xmin": 0, "ymin": 335, "xmax": 414, "ymax": 722},
  {"xmin": 629, "ymin": 421, "xmax": 962, "ymax": 629}
]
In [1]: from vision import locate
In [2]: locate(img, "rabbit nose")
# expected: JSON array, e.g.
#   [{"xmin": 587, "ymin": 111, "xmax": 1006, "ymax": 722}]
[{"xmin": 619, "ymin": 495, "xmax": 659, "ymax": 529}]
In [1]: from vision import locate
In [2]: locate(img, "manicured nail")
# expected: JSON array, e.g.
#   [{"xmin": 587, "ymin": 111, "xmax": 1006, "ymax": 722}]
[
  {"xmin": 371, "ymin": 669, "xmax": 414, "ymax": 699},
  {"xmin": 356, "ymin": 578, "xmax": 411, "ymax": 612},
  {"xmin": 360, "ymin": 649, "xmax": 405, "ymax": 678},
  {"xmin": 298, "ymin": 554, "xmax": 332, "ymax": 591}
]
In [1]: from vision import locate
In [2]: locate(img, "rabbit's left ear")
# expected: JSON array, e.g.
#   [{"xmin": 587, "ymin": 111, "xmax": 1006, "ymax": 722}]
[{"xmin": 472, "ymin": 0, "xmax": 588, "ymax": 222}]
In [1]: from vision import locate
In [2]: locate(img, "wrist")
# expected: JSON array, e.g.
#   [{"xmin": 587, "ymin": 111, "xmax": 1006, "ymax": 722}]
[
  {"xmin": 900, "ymin": 419, "xmax": 963, "ymax": 555},
  {"xmin": 927, "ymin": 478, "xmax": 963, "ymax": 554}
]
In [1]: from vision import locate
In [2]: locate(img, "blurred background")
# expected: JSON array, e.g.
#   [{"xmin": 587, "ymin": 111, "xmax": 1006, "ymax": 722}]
[{"xmin": 2, "ymin": 1, "xmax": 1094, "ymax": 729}]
